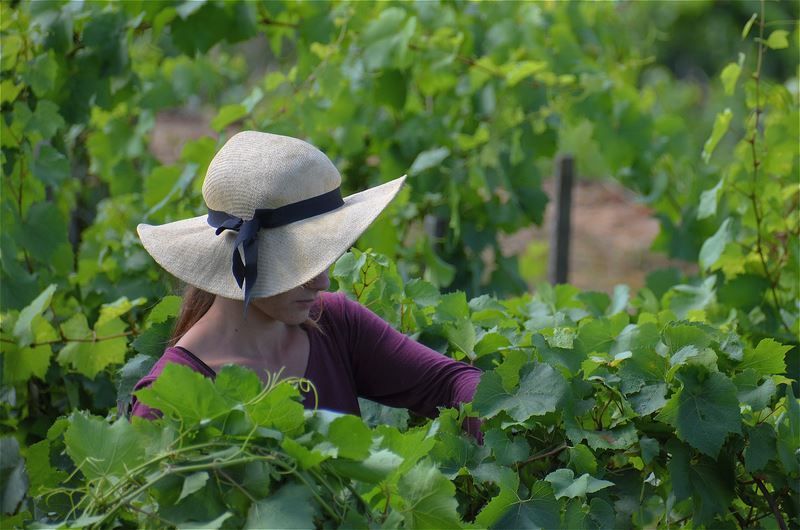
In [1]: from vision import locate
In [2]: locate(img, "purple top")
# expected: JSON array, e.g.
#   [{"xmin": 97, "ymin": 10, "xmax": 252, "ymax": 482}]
[{"xmin": 131, "ymin": 292, "xmax": 482, "ymax": 433}]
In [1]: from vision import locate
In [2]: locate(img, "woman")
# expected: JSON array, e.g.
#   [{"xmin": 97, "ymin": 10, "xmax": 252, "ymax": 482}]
[{"xmin": 130, "ymin": 131, "xmax": 481, "ymax": 434}]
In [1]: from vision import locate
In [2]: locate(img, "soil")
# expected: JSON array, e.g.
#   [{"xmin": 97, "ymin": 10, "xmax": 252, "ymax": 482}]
[{"xmin": 500, "ymin": 179, "xmax": 695, "ymax": 293}]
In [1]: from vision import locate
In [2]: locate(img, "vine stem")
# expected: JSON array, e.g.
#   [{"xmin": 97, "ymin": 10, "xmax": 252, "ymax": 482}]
[
  {"xmin": 514, "ymin": 442, "xmax": 567, "ymax": 469},
  {"xmin": 754, "ymin": 476, "xmax": 788, "ymax": 530},
  {"xmin": 748, "ymin": 0, "xmax": 793, "ymax": 336},
  {"xmin": 0, "ymin": 331, "xmax": 136, "ymax": 347}
]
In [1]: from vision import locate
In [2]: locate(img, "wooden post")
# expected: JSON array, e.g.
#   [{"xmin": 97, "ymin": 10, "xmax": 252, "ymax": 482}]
[{"xmin": 548, "ymin": 155, "xmax": 574, "ymax": 285}]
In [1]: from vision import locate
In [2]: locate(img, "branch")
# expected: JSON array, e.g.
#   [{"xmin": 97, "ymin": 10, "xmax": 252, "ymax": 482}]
[
  {"xmin": 748, "ymin": 0, "xmax": 793, "ymax": 336},
  {"xmin": 514, "ymin": 442, "xmax": 567, "ymax": 469},
  {"xmin": 0, "ymin": 331, "xmax": 136, "ymax": 348},
  {"xmin": 754, "ymin": 476, "xmax": 788, "ymax": 530}
]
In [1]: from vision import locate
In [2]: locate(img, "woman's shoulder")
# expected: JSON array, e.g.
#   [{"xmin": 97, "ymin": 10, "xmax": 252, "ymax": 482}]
[{"xmin": 135, "ymin": 347, "xmax": 215, "ymax": 388}]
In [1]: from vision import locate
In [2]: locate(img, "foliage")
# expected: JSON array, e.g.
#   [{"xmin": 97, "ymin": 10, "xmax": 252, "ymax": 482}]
[
  {"xmin": 0, "ymin": 0, "xmax": 798, "ymax": 528},
  {"xmin": 9, "ymin": 247, "xmax": 798, "ymax": 529}
]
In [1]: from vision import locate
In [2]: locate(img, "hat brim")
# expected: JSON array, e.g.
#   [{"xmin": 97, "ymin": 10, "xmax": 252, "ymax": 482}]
[{"xmin": 138, "ymin": 175, "xmax": 406, "ymax": 299}]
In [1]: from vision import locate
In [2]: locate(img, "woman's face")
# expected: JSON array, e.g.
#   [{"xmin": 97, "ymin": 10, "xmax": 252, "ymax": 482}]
[{"xmin": 250, "ymin": 270, "xmax": 330, "ymax": 325}]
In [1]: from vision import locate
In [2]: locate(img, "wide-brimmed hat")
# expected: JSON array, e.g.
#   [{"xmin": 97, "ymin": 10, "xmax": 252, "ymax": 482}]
[{"xmin": 138, "ymin": 131, "xmax": 405, "ymax": 304}]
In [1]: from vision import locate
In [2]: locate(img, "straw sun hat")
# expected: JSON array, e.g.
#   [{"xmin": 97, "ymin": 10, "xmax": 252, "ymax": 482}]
[{"xmin": 138, "ymin": 131, "xmax": 406, "ymax": 305}]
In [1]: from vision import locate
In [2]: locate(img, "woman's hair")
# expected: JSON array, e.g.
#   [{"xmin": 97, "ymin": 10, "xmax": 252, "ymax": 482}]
[
  {"xmin": 169, "ymin": 285, "xmax": 215, "ymax": 346},
  {"xmin": 168, "ymin": 285, "xmax": 324, "ymax": 346}
]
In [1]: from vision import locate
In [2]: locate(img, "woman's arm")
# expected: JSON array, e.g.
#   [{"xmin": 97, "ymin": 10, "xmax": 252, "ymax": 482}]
[{"xmin": 335, "ymin": 294, "xmax": 482, "ymax": 435}]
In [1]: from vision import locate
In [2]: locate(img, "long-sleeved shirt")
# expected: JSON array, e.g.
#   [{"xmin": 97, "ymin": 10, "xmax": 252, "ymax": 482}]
[{"xmin": 130, "ymin": 291, "xmax": 482, "ymax": 434}]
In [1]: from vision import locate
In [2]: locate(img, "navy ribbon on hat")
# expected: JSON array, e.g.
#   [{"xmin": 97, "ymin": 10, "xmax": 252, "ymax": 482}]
[{"xmin": 207, "ymin": 187, "xmax": 344, "ymax": 309}]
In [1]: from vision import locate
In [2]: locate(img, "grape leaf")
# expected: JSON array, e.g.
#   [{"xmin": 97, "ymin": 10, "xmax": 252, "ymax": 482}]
[
  {"xmin": 398, "ymin": 460, "xmax": 462, "ymax": 529},
  {"xmin": 13, "ymin": 284, "xmax": 56, "ymax": 346},
  {"xmin": 544, "ymin": 468, "xmax": 614, "ymax": 499},
  {"xmin": 0, "ymin": 437, "xmax": 26, "ymax": 515},
  {"xmin": 744, "ymin": 423, "xmax": 776, "ymax": 472},
  {"xmin": 477, "ymin": 476, "xmax": 560, "ymax": 530},
  {"xmin": 473, "ymin": 363, "xmax": 568, "ymax": 421},
  {"xmin": 135, "ymin": 363, "xmax": 231, "ymax": 424},
  {"xmin": 245, "ymin": 483, "xmax": 316, "ymax": 530},
  {"xmin": 3, "ymin": 316, "xmax": 56, "ymax": 383},
  {"xmin": 328, "ymin": 415, "xmax": 372, "ymax": 460},
  {"xmin": 656, "ymin": 367, "xmax": 741, "ymax": 457},
  {"xmin": 409, "ymin": 147, "xmax": 450, "ymax": 176},
  {"xmin": 246, "ymin": 382, "xmax": 305, "ymax": 434},
  {"xmin": 765, "ymin": 30, "xmax": 789, "ymax": 49},
  {"xmin": 733, "ymin": 369, "xmax": 777, "ymax": 410},
  {"xmin": 699, "ymin": 218, "xmax": 733, "ymax": 270},
  {"xmin": 702, "ymin": 108, "xmax": 732, "ymax": 163},
  {"xmin": 738, "ymin": 338, "xmax": 790, "ymax": 376},
  {"xmin": 64, "ymin": 412, "xmax": 147, "ymax": 482}
]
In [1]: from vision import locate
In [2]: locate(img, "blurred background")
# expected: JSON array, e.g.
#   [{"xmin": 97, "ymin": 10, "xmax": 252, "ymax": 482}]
[{"xmin": 3, "ymin": 0, "xmax": 797, "ymax": 310}]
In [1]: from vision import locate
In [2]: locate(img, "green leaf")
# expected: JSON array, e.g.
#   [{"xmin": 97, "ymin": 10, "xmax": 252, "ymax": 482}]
[
  {"xmin": 398, "ymin": 460, "xmax": 462, "ymax": 529},
  {"xmin": 666, "ymin": 440, "xmax": 734, "ymax": 526},
  {"xmin": 246, "ymin": 382, "xmax": 305, "ymax": 434},
  {"xmin": 544, "ymin": 468, "xmax": 614, "ymax": 499},
  {"xmin": 147, "ymin": 295, "xmax": 182, "ymax": 324},
  {"xmin": 215, "ymin": 365, "xmax": 261, "ymax": 402},
  {"xmin": 26, "ymin": 100, "xmax": 64, "ymax": 140},
  {"xmin": 742, "ymin": 13, "xmax": 758, "ymax": 39},
  {"xmin": 667, "ymin": 276, "xmax": 716, "ymax": 319},
  {"xmin": 568, "ymin": 444, "xmax": 597, "ymax": 475},
  {"xmin": 3, "ymin": 316, "xmax": 57, "ymax": 383},
  {"xmin": 720, "ymin": 56, "xmax": 743, "ymax": 96},
  {"xmin": 0, "ymin": 437, "xmax": 26, "ymax": 515},
  {"xmin": 575, "ymin": 313, "xmax": 629, "ymax": 356},
  {"xmin": 640, "ymin": 436, "xmax": 660, "ymax": 465},
  {"xmin": 178, "ymin": 472, "xmax": 209, "ymax": 502},
  {"xmin": 131, "ymin": 321, "xmax": 173, "ymax": 358},
  {"xmin": 23, "ymin": 202, "xmax": 70, "ymax": 265},
  {"xmin": 281, "ymin": 438, "xmax": 329, "ymax": 470},
  {"xmin": 26, "ymin": 439, "xmax": 67, "ymax": 496},
  {"xmin": 478, "ymin": 479, "xmax": 560, "ymax": 530},
  {"xmin": 13, "ymin": 284, "xmax": 56, "ymax": 346},
  {"xmin": 656, "ymin": 367, "xmax": 741, "ymax": 457},
  {"xmin": 211, "ymin": 104, "xmax": 247, "ymax": 132},
  {"xmin": 733, "ymin": 369, "xmax": 777, "ymax": 410},
  {"xmin": 409, "ymin": 147, "xmax": 450, "ymax": 176},
  {"xmin": 738, "ymin": 338, "xmax": 790, "ymax": 376},
  {"xmin": 473, "ymin": 363, "xmax": 568, "ymax": 422},
  {"xmin": 23, "ymin": 50, "xmax": 58, "ymax": 97},
  {"xmin": 444, "ymin": 319, "xmax": 476, "ymax": 360},
  {"xmin": 32, "ymin": 144, "xmax": 70, "ymax": 186},
  {"xmin": 135, "ymin": 363, "xmax": 232, "ymax": 424},
  {"xmin": 245, "ymin": 483, "xmax": 317, "ymax": 530},
  {"xmin": 361, "ymin": 8, "xmax": 416, "ymax": 70},
  {"xmin": 97, "ymin": 296, "xmax": 146, "ymax": 326},
  {"xmin": 64, "ymin": 413, "xmax": 147, "ymax": 482},
  {"xmin": 776, "ymin": 385, "xmax": 800, "ymax": 474},
  {"xmin": 57, "ymin": 315, "xmax": 128, "ymax": 378},
  {"xmin": 765, "ymin": 30, "xmax": 789, "ymax": 49},
  {"xmin": 404, "ymin": 279, "xmax": 440, "ymax": 307},
  {"xmin": 744, "ymin": 423, "xmax": 776, "ymax": 472},
  {"xmin": 697, "ymin": 178, "xmax": 723, "ymax": 220},
  {"xmin": 484, "ymin": 430, "xmax": 529, "ymax": 467},
  {"xmin": 328, "ymin": 415, "xmax": 372, "ymax": 460},
  {"xmin": 699, "ymin": 218, "xmax": 733, "ymax": 270},
  {"xmin": 327, "ymin": 448, "xmax": 402, "ymax": 483},
  {"xmin": 504, "ymin": 60, "xmax": 548, "ymax": 87},
  {"xmin": 702, "ymin": 108, "xmax": 733, "ymax": 163},
  {"xmin": 434, "ymin": 291, "xmax": 469, "ymax": 323}
]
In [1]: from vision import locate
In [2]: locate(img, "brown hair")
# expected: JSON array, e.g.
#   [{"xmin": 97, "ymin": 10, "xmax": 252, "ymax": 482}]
[
  {"xmin": 169, "ymin": 285, "xmax": 215, "ymax": 346},
  {"xmin": 168, "ymin": 285, "xmax": 324, "ymax": 346}
]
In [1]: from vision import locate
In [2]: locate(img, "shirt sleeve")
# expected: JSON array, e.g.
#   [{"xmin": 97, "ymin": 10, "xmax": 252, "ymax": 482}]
[{"xmin": 336, "ymin": 294, "xmax": 482, "ymax": 423}]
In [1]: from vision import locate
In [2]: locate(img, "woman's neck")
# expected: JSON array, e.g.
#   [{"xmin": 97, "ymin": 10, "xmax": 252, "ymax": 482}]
[{"xmin": 176, "ymin": 296, "xmax": 294, "ymax": 363}]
